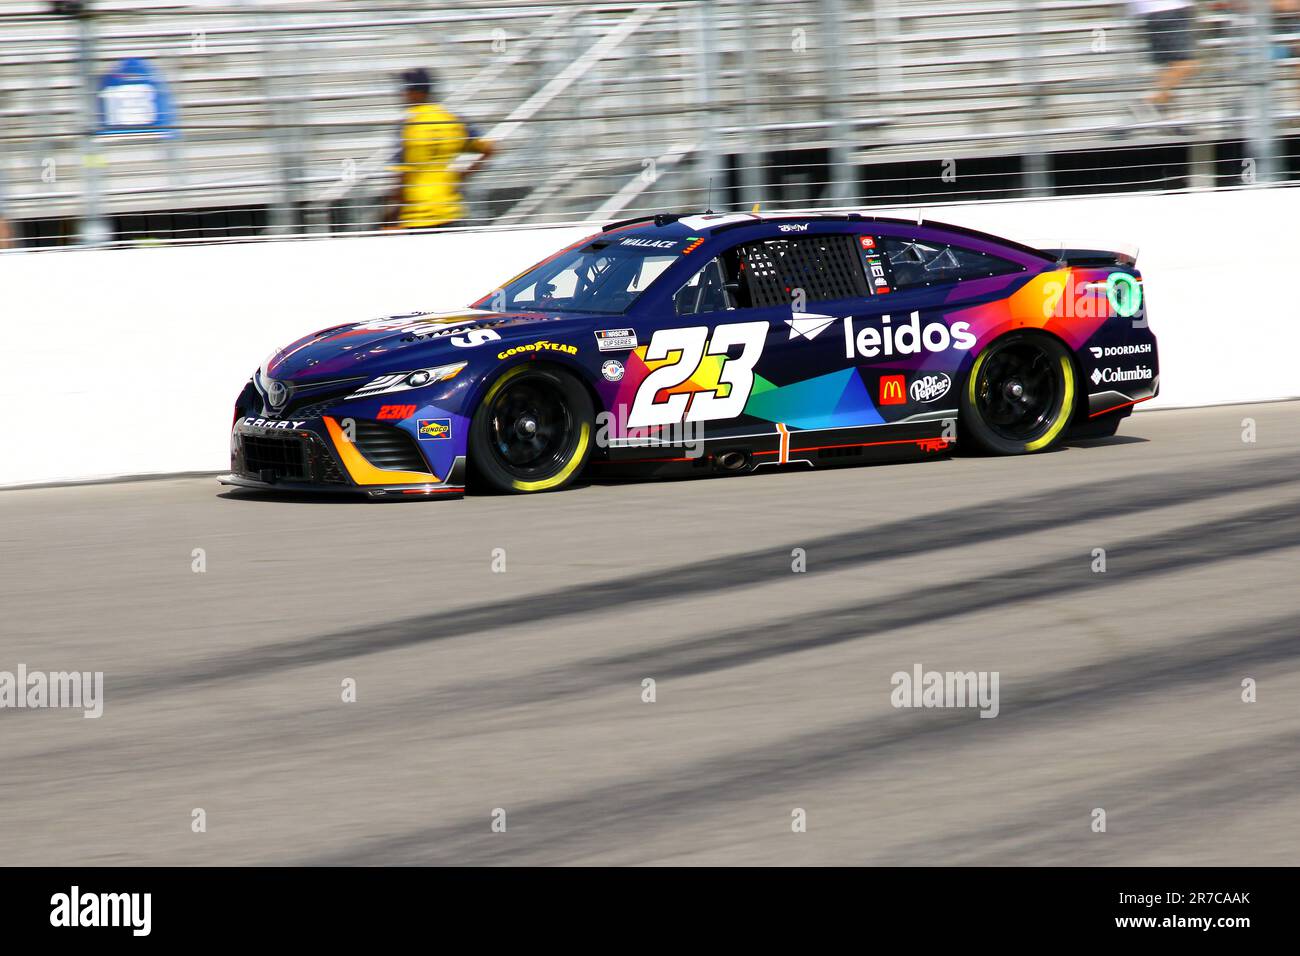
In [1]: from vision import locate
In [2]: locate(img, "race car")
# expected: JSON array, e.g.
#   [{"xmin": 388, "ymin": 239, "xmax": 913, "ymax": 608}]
[{"xmin": 220, "ymin": 210, "xmax": 1158, "ymax": 499}]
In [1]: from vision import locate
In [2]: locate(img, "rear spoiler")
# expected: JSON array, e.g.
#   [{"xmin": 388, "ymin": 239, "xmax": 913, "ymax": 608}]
[{"xmin": 1038, "ymin": 246, "xmax": 1139, "ymax": 268}]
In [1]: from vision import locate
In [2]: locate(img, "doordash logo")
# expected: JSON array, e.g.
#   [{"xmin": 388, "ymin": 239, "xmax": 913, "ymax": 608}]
[{"xmin": 844, "ymin": 312, "xmax": 976, "ymax": 359}]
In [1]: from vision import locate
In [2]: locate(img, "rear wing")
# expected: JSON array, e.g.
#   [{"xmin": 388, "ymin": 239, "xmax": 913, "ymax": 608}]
[{"xmin": 1037, "ymin": 244, "xmax": 1139, "ymax": 268}]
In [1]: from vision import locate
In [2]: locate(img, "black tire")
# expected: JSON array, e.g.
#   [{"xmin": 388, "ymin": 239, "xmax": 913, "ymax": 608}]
[
  {"xmin": 960, "ymin": 332, "xmax": 1077, "ymax": 455},
  {"xmin": 468, "ymin": 364, "xmax": 594, "ymax": 494}
]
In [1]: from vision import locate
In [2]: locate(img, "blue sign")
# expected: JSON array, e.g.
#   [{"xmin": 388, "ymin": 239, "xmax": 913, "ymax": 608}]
[{"xmin": 97, "ymin": 57, "xmax": 177, "ymax": 137}]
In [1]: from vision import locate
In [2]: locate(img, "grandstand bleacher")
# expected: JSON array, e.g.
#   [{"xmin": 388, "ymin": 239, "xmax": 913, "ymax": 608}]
[{"xmin": 0, "ymin": 0, "xmax": 1296, "ymax": 246}]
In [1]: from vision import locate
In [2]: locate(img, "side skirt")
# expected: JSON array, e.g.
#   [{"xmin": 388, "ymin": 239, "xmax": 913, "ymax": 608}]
[{"xmin": 587, "ymin": 420, "xmax": 955, "ymax": 479}]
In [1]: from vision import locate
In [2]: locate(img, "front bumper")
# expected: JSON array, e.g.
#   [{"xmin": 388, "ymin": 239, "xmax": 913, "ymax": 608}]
[{"xmin": 224, "ymin": 417, "xmax": 466, "ymax": 499}]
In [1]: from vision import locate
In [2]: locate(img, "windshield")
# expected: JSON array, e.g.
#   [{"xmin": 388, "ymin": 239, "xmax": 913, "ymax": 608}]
[{"xmin": 485, "ymin": 240, "xmax": 680, "ymax": 314}]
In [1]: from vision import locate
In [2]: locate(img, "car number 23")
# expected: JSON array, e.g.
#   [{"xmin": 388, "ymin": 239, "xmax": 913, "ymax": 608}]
[{"xmin": 626, "ymin": 321, "xmax": 768, "ymax": 427}]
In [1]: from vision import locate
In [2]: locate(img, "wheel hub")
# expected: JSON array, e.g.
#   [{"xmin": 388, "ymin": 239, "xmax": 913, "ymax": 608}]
[
  {"xmin": 487, "ymin": 373, "xmax": 577, "ymax": 476},
  {"xmin": 973, "ymin": 341, "xmax": 1064, "ymax": 444}
]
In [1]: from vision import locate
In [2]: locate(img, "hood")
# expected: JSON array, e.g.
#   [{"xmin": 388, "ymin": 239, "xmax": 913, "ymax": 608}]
[{"xmin": 265, "ymin": 308, "xmax": 598, "ymax": 382}]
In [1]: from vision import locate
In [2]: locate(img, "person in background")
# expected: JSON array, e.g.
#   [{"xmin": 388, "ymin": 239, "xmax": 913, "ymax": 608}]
[
  {"xmin": 1129, "ymin": 1, "xmax": 1202, "ymax": 121},
  {"xmin": 383, "ymin": 67, "xmax": 495, "ymax": 230}
]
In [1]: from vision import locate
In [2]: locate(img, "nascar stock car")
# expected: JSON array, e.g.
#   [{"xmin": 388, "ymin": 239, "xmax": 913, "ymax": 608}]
[{"xmin": 220, "ymin": 211, "xmax": 1158, "ymax": 499}]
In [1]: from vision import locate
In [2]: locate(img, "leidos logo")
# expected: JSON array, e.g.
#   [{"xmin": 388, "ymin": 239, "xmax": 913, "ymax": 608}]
[
  {"xmin": 844, "ymin": 313, "xmax": 976, "ymax": 359},
  {"xmin": 879, "ymin": 375, "xmax": 906, "ymax": 405}
]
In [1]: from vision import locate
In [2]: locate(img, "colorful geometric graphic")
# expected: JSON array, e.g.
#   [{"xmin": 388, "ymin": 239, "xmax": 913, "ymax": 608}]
[{"xmin": 744, "ymin": 367, "xmax": 884, "ymax": 430}]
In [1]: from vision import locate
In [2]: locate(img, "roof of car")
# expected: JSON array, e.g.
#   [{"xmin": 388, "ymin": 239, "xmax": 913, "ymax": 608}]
[
  {"xmin": 603, "ymin": 210, "xmax": 869, "ymax": 233},
  {"xmin": 600, "ymin": 210, "xmax": 1054, "ymax": 263}
]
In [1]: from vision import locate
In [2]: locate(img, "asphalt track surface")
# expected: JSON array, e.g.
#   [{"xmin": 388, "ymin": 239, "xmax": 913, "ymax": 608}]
[{"xmin": 2, "ymin": 400, "xmax": 1299, "ymax": 866}]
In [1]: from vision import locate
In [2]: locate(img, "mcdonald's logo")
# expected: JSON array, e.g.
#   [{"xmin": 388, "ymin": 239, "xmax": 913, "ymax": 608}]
[{"xmin": 879, "ymin": 374, "xmax": 906, "ymax": 405}]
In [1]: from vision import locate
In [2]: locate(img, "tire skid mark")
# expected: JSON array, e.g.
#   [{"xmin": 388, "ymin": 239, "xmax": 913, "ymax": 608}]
[
  {"xmin": 94, "ymin": 452, "xmax": 1300, "ymax": 699},
  {"xmin": 301, "ymin": 611, "xmax": 1300, "ymax": 865},
  {"xmin": 871, "ymin": 728, "xmax": 1300, "ymax": 866},
  {"xmin": 206, "ymin": 495, "xmax": 1300, "ymax": 724}
]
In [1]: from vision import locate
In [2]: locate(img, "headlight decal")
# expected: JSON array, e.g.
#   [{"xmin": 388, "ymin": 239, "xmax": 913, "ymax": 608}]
[{"xmin": 345, "ymin": 362, "xmax": 467, "ymax": 400}]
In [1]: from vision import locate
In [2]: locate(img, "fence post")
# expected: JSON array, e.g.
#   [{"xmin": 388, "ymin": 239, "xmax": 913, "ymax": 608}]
[
  {"xmin": 1245, "ymin": 0, "xmax": 1277, "ymax": 185},
  {"xmin": 72, "ymin": 5, "xmax": 110, "ymax": 245},
  {"xmin": 820, "ymin": 0, "xmax": 852, "ymax": 205},
  {"xmin": 1016, "ymin": 0, "xmax": 1050, "ymax": 198},
  {"xmin": 696, "ymin": 0, "xmax": 720, "ymax": 210},
  {"xmin": 737, "ymin": 0, "xmax": 765, "ymax": 207}
]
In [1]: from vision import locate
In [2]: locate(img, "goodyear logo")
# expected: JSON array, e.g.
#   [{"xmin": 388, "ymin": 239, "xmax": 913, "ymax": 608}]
[
  {"xmin": 497, "ymin": 340, "xmax": 578, "ymax": 360},
  {"xmin": 417, "ymin": 418, "xmax": 451, "ymax": 441}
]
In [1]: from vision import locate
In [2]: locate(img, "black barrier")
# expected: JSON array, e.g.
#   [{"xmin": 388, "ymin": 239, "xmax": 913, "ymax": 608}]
[{"xmin": 0, "ymin": 867, "xmax": 1276, "ymax": 941}]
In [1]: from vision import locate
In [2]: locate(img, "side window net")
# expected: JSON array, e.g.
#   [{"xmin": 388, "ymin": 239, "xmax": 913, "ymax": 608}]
[{"xmin": 734, "ymin": 234, "xmax": 868, "ymax": 309}]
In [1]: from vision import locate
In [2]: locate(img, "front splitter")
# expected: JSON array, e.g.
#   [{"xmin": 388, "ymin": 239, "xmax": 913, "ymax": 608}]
[{"xmin": 217, "ymin": 474, "xmax": 465, "ymax": 500}]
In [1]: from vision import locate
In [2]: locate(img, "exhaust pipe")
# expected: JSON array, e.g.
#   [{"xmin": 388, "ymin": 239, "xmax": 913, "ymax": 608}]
[{"xmin": 714, "ymin": 449, "xmax": 750, "ymax": 472}]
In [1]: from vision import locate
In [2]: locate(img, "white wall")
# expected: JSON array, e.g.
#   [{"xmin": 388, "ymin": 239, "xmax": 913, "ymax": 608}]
[{"xmin": 2, "ymin": 187, "xmax": 1297, "ymax": 487}]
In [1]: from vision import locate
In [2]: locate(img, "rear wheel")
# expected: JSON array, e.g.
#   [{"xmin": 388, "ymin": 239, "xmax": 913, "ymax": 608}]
[
  {"xmin": 960, "ymin": 332, "xmax": 1076, "ymax": 455},
  {"xmin": 469, "ymin": 365, "xmax": 594, "ymax": 493}
]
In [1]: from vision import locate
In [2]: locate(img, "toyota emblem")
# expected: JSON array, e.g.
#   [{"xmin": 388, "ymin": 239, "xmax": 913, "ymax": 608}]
[{"xmin": 266, "ymin": 379, "xmax": 288, "ymax": 409}]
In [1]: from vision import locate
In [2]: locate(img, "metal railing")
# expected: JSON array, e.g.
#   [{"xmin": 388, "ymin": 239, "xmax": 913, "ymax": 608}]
[{"xmin": 0, "ymin": 0, "xmax": 1296, "ymax": 249}]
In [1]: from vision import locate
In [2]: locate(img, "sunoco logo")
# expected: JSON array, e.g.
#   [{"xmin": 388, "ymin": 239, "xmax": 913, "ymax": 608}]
[
  {"xmin": 909, "ymin": 373, "xmax": 952, "ymax": 403},
  {"xmin": 1091, "ymin": 365, "xmax": 1152, "ymax": 384}
]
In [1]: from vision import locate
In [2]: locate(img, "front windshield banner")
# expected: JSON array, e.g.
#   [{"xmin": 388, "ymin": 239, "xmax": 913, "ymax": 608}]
[{"xmin": 488, "ymin": 234, "xmax": 698, "ymax": 314}]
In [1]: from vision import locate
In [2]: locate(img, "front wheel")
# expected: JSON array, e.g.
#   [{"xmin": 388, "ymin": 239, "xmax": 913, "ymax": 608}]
[
  {"xmin": 469, "ymin": 365, "xmax": 594, "ymax": 493},
  {"xmin": 960, "ymin": 333, "xmax": 1076, "ymax": 455}
]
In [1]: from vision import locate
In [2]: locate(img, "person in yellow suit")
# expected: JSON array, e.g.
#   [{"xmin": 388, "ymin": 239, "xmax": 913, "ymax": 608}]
[{"xmin": 385, "ymin": 68, "xmax": 495, "ymax": 229}]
